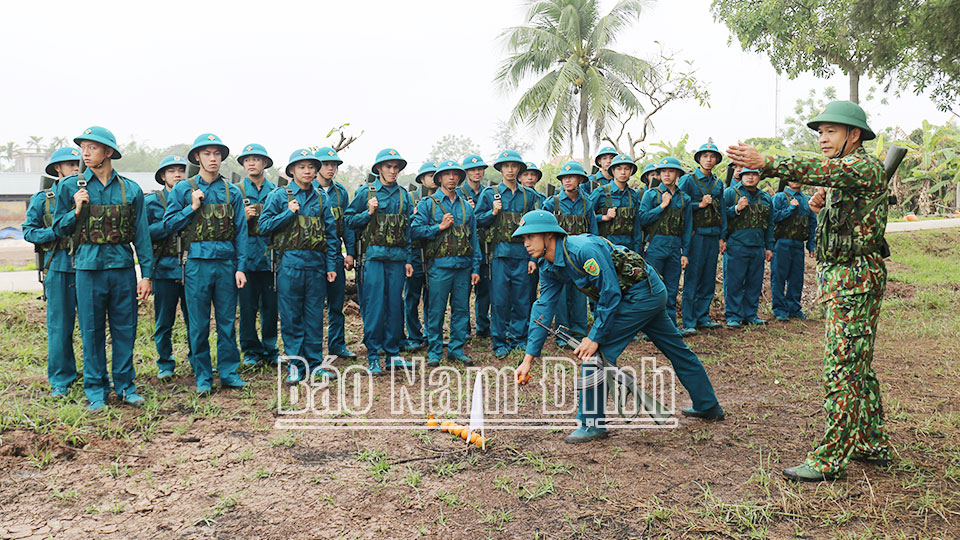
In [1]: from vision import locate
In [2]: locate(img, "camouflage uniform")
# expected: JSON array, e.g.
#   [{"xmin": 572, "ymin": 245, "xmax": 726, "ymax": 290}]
[{"xmin": 762, "ymin": 146, "xmax": 890, "ymax": 475}]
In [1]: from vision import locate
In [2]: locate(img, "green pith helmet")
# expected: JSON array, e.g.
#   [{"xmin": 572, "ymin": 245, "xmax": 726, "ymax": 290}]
[
  {"xmin": 655, "ymin": 156, "xmax": 685, "ymax": 174},
  {"xmin": 609, "ymin": 154, "xmax": 638, "ymax": 177},
  {"xmin": 512, "ymin": 210, "xmax": 568, "ymax": 237},
  {"xmin": 594, "ymin": 146, "xmax": 618, "ymax": 166},
  {"xmin": 523, "ymin": 161, "xmax": 543, "ymax": 181},
  {"xmin": 314, "ymin": 146, "xmax": 343, "ymax": 165},
  {"xmin": 45, "ymin": 147, "xmax": 81, "ymax": 176},
  {"xmin": 434, "ymin": 159, "xmax": 466, "ymax": 185},
  {"xmin": 462, "ymin": 154, "xmax": 488, "ymax": 170},
  {"xmin": 415, "ymin": 161, "xmax": 440, "ymax": 184},
  {"xmin": 154, "ymin": 155, "xmax": 188, "ymax": 184},
  {"xmin": 237, "ymin": 143, "xmax": 273, "ymax": 169},
  {"xmin": 73, "ymin": 126, "xmax": 122, "ymax": 159},
  {"xmin": 285, "ymin": 148, "xmax": 323, "ymax": 177},
  {"xmin": 188, "ymin": 133, "xmax": 230, "ymax": 165},
  {"xmin": 806, "ymin": 100, "xmax": 876, "ymax": 141},
  {"xmin": 694, "ymin": 142, "xmax": 723, "ymax": 164},
  {"xmin": 493, "ymin": 149, "xmax": 527, "ymax": 172},
  {"xmin": 556, "ymin": 160, "xmax": 588, "ymax": 183},
  {"xmin": 371, "ymin": 148, "xmax": 407, "ymax": 174}
]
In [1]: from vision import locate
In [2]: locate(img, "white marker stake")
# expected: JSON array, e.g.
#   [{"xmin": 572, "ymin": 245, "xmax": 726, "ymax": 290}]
[{"xmin": 467, "ymin": 371, "xmax": 485, "ymax": 449}]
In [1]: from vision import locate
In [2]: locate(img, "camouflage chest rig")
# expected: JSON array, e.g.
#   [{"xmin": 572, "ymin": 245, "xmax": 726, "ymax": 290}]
[
  {"xmin": 486, "ymin": 187, "xmax": 531, "ymax": 245},
  {"xmin": 597, "ymin": 183, "xmax": 636, "ymax": 237},
  {"xmin": 185, "ymin": 176, "xmax": 236, "ymax": 248},
  {"xmin": 816, "ymin": 187, "xmax": 890, "ymax": 264},
  {"xmin": 551, "ymin": 194, "xmax": 591, "ymax": 235},
  {"xmin": 38, "ymin": 184, "xmax": 72, "ymax": 272},
  {"xmin": 560, "ymin": 237, "xmax": 651, "ymax": 301},
  {"xmin": 325, "ymin": 184, "xmax": 346, "ymax": 240},
  {"xmin": 423, "ymin": 195, "xmax": 473, "ymax": 261},
  {"xmin": 152, "ymin": 190, "xmax": 178, "ymax": 258},
  {"xmin": 774, "ymin": 194, "xmax": 810, "ymax": 242},
  {"xmin": 643, "ymin": 188, "xmax": 686, "ymax": 239},
  {"xmin": 726, "ymin": 186, "xmax": 770, "ymax": 235},
  {"xmin": 72, "ymin": 175, "xmax": 136, "ymax": 250},
  {"xmin": 362, "ymin": 185, "xmax": 409, "ymax": 249},
  {"xmin": 691, "ymin": 174, "xmax": 722, "ymax": 230},
  {"xmin": 269, "ymin": 186, "xmax": 328, "ymax": 253}
]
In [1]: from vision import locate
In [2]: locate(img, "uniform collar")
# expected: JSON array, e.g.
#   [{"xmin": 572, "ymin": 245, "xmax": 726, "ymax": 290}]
[
  {"xmin": 83, "ymin": 167, "xmax": 119, "ymax": 184},
  {"xmin": 559, "ymin": 188, "xmax": 582, "ymax": 202},
  {"xmin": 498, "ymin": 182, "xmax": 522, "ymax": 194},
  {"xmin": 244, "ymin": 176, "xmax": 272, "ymax": 193},
  {"xmin": 784, "ymin": 186, "xmax": 800, "ymax": 197},
  {"xmin": 289, "ymin": 181, "xmax": 316, "ymax": 195},
  {"xmin": 196, "ymin": 173, "xmax": 225, "ymax": 187},
  {"xmin": 550, "ymin": 236, "xmax": 568, "ymax": 268},
  {"xmin": 375, "ymin": 179, "xmax": 399, "ymax": 193}
]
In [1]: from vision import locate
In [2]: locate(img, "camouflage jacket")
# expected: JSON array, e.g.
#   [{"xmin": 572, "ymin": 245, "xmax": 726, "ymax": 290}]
[{"xmin": 762, "ymin": 146, "xmax": 886, "ymax": 302}]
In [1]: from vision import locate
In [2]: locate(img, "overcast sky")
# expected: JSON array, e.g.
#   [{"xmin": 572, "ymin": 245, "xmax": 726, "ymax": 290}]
[{"xmin": 2, "ymin": 0, "xmax": 950, "ymax": 170}]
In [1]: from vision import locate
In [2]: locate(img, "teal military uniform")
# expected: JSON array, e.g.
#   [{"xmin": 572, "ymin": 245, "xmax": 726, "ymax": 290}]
[
  {"xmin": 403, "ymin": 161, "xmax": 440, "ymax": 351},
  {"xmin": 542, "ymin": 161, "xmax": 598, "ymax": 341},
  {"xmin": 722, "ymin": 172, "xmax": 774, "ymax": 325},
  {"xmin": 517, "ymin": 212, "xmax": 723, "ymax": 441},
  {"xmin": 235, "ymin": 144, "xmax": 279, "ymax": 366},
  {"xmin": 458, "ymin": 154, "xmax": 491, "ymax": 337},
  {"xmin": 314, "ymin": 147, "xmax": 357, "ymax": 357},
  {"xmin": 344, "ymin": 148, "xmax": 415, "ymax": 374},
  {"xmin": 146, "ymin": 155, "xmax": 191, "ymax": 378},
  {"xmin": 22, "ymin": 147, "xmax": 80, "ymax": 395},
  {"xmin": 162, "ymin": 133, "xmax": 248, "ymax": 393},
  {"xmin": 474, "ymin": 150, "xmax": 539, "ymax": 356},
  {"xmin": 638, "ymin": 157, "xmax": 693, "ymax": 326},
  {"xmin": 586, "ymin": 146, "xmax": 618, "ymax": 192},
  {"xmin": 524, "ymin": 161, "xmax": 546, "ymax": 306},
  {"xmin": 588, "ymin": 178, "xmax": 643, "ymax": 253},
  {"xmin": 258, "ymin": 149, "xmax": 340, "ymax": 383},
  {"xmin": 679, "ymin": 143, "xmax": 727, "ymax": 330},
  {"xmin": 410, "ymin": 160, "xmax": 482, "ymax": 365},
  {"xmin": 771, "ymin": 186, "xmax": 817, "ymax": 319},
  {"xmin": 53, "ymin": 127, "xmax": 154, "ymax": 409}
]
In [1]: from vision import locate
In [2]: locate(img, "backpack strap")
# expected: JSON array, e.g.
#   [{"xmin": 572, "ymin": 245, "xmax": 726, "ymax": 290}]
[
  {"xmin": 604, "ymin": 184, "xmax": 612, "ymax": 207},
  {"xmin": 553, "ymin": 195, "xmax": 560, "ymax": 216},
  {"xmin": 157, "ymin": 189, "xmax": 167, "ymax": 209}
]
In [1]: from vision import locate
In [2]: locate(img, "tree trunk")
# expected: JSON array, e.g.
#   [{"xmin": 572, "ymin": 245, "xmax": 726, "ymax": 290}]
[
  {"xmin": 848, "ymin": 71, "xmax": 860, "ymax": 104},
  {"xmin": 579, "ymin": 90, "xmax": 590, "ymax": 166}
]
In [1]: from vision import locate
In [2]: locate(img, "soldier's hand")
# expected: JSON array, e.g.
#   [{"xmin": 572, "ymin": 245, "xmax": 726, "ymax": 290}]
[
  {"xmin": 681, "ymin": 256, "xmax": 689, "ymax": 269},
  {"xmin": 368, "ymin": 196, "xmax": 379, "ymax": 215},
  {"xmin": 789, "ymin": 198, "xmax": 800, "ymax": 207},
  {"xmin": 471, "ymin": 273, "xmax": 480, "ymax": 285},
  {"xmin": 719, "ymin": 239, "xmax": 726, "ymax": 254},
  {"xmin": 528, "ymin": 261, "xmax": 537, "ymax": 274},
  {"xmin": 517, "ymin": 355, "xmax": 534, "ymax": 385},
  {"xmin": 73, "ymin": 189, "xmax": 89, "ymax": 215},
  {"xmin": 405, "ymin": 264, "xmax": 414, "ymax": 278},
  {"xmin": 700, "ymin": 194, "xmax": 712, "ymax": 208},
  {"xmin": 492, "ymin": 199, "xmax": 502, "ymax": 215},
  {"xmin": 137, "ymin": 278, "xmax": 151, "ymax": 301},
  {"xmin": 660, "ymin": 192, "xmax": 673, "ymax": 209},
  {"xmin": 573, "ymin": 337, "xmax": 599, "ymax": 361},
  {"xmin": 288, "ymin": 199, "xmax": 300, "ymax": 214},
  {"xmin": 726, "ymin": 142, "xmax": 766, "ymax": 169},
  {"xmin": 439, "ymin": 213, "xmax": 455, "ymax": 231},
  {"xmin": 191, "ymin": 189, "xmax": 204, "ymax": 211},
  {"xmin": 344, "ymin": 255, "xmax": 355, "ymax": 271},
  {"xmin": 327, "ymin": 271, "xmax": 337, "ymax": 282},
  {"xmin": 603, "ymin": 207, "xmax": 617, "ymax": 221},
  {"xmin": 235, "ymin": 271, "xmax": 247, "ymax": 289},
  {"xmin": 245, "ymin": 205, "xmax": 259, "ymax": 218},
  {"xmin": 467, "ymin": 198, "xmax": 475, "ymax": 208},
  {"xmin": 736, "ymin": 196, "xmax": 749, "ymax": 212},
  {"xmin": 809, "ymin": 188, "xmax": 826, "ymax": 213},
  {"xmin": 765, "ymin": 249, "xmax": 773, "ymax": 262}
]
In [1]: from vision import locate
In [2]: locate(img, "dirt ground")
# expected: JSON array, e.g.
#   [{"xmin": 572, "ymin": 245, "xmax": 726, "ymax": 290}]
[{"xmin": 1, "ymin": 232, "xmax": 958, "ymax": 539}]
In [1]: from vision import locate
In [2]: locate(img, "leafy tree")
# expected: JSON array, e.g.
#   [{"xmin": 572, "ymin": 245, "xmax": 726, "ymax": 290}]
[
  {"xmin": 710, "ymin": 0, "xmax": 910, "ymax": 103},
  {"xmin": 427, "ymin": 135, "xmax": 481, "ymax": 162},
  {"xmin": 903, "ymin": 0, "xmax": 960, "ymax": 114},
  {"xmin": 490, "ymin": 120, "xmax": 533, "ymax": 157},
  {"xmin": 496, "ymin": 0, "xmax": 651, "ymax": 164},
  {"xmin": 27, "ymin": 136, "xmax": 44, "ymax": 153}
]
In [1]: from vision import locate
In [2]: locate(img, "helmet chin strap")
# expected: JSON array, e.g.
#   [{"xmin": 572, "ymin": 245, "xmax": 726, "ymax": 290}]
[{"xmin": 834, "ymin": 127, "xmax": 850, "ymax": 159}]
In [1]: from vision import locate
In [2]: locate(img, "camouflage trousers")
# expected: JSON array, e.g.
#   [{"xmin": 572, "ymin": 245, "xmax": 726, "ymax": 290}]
[{"xmin": 805, "ymin": 292, "xmax": 890, "ymax": 474}]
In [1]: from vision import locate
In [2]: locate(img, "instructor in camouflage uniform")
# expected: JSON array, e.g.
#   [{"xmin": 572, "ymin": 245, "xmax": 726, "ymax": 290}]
[{"xmin": 728, "ymin": 100, "xmax": 891, "ymax": 481}]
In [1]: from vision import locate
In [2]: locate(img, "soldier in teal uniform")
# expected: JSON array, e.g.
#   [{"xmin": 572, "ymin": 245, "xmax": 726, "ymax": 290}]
[
  {"xmin": 344, "ymin": 148, "xmax": 416, "ymax": 375},
  {"xmin": 475, "ymin": 150, "xmax": 539, "ymax": 357},
  {"xmin": 410, "ymin": 160, "xmax": 482, "ymax": 366},
  {"xmin": 587, "ymin": 146, "xmax": 618, "ymax": 192},
  {"xmin": 146, "ymin": 155, "xmax": 191, "ymax": 380},
  {"xmin": 639, "ymin": 156, "xmax": 693, "ymax": 330},
  {"xmin": 314, "ymin": 146, "xmax": 357, "ymax": 358},
  {"xmin": 589, "ymin": 154, "xmax": 643, "ymax": 253},
  {"xmin": 520, "ymin": 161, "xmax": 545, "ymax": 306},
  {"xmin": 53, "ymin": 127, "xmax": 154, "ymax": 410},
  {"xmin": 722, "ymin": 168, "xmax": 774, "ymax": 326},
  {"xmin": 728, "ymin": 101, "xmax": 891, "ymax": 481},
  {"xmin": 542, "ymin": 161, "xmax": 598, "ymax": 344},
  {"xmin": 23, "ymin": 147, "xmax": 80, "ymax": 397},
  {"xmin": 639, "ymin": 163, "xmax": 659, "ymax": 189},
  {"xmin": 514, "ymin": 211, "xmax": 725, "ymax": 443},
  {"xmin": 235, "ymin": 143, "xmax": 279, "ymax": 367},
  {"xmin": 162, "ymin": 133, "xmax": 248, "ymax": 394},
  {"xmin": 257, "ymin": 149, "xmax": 339, "ymax": 383},
  {"xmin": 403, "ymin": 161, "xmax": 439, "ymax": 352},
  {"xmin": 679, "ymin": 142, "xmax": 727, "ymax": 332},
  {"xmin": 459, "ymin": 154, "xmax": 491, "ymax": 337},
  {"xmin": 771, "ymin": 180, "xmax": 817, "ymax": 320}
]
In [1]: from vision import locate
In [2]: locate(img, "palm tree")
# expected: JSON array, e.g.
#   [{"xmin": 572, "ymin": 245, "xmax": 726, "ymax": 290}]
[
  {"xmin": 496, "ymin": 0, "xmax": 651, "ymax": 165},
  {"xmin": 27, "ymin": 135, "xmax": 44, "ymax": 153}
]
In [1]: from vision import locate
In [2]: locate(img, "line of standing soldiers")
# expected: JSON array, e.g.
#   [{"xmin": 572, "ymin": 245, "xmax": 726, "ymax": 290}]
[{"xmin": 25, "ymin": 127, "xmax": 815, "ymax": 410}]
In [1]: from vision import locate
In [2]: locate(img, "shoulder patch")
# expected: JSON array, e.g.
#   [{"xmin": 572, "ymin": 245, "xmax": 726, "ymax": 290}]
[
  {"xmin": 583, "ymin": 258, "xmax": 600, "ymax": 276},
  {"xmin": 840, "ymin": 154, "xmax": 859, "ymax": 165}
]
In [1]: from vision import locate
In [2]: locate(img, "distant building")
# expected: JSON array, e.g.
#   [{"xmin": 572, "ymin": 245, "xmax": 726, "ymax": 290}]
[
  {"xmin": 0, "ymin": 172, "xmax": 161, "ymax": 221},
  {"xmin": 13, "ymin": 150, "xmax": 49, "ymax": 174}
]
